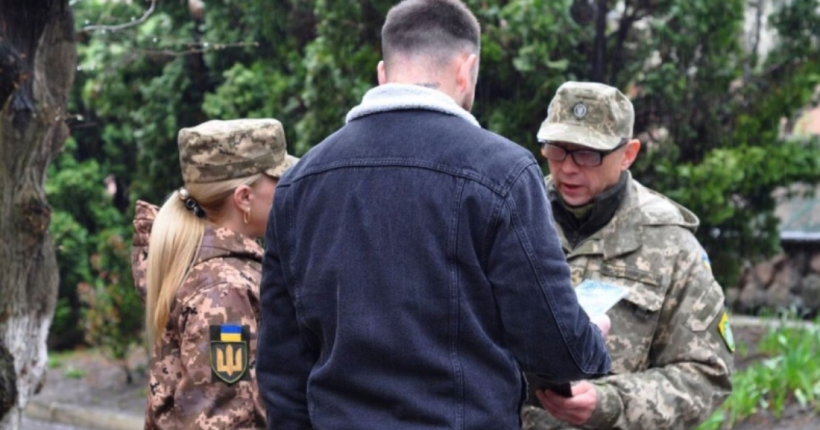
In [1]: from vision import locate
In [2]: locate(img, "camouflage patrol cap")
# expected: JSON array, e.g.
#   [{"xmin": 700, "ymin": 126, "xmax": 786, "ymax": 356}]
[
  {"xmin": 178, "ymin": 119, "xmax": 297, "ymax": 184},
  {"xmin": 537, "ymin": 82, "xmax": 634, "ymax": 150}
]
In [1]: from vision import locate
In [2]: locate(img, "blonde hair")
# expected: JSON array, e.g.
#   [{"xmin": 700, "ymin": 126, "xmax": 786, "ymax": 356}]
[{"xmin": 145, "ymin": 173, "xmax": 263, "ymax": 344}]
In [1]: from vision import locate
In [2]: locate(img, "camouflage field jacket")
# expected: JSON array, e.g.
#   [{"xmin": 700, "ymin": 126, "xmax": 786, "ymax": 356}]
[
  {"xmin": 523, "ymin": 176, "xmax": 734, "ymax": 430},
  {"xmin": 132, "ymin": 201, "xmax": 266, "ymax": 429}
]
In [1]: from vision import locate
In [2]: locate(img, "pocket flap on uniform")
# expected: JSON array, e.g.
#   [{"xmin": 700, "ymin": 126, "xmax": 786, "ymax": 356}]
[
  {"xmin": 600, "ymin": 265, "xmax": 661, "ymax": 286},
  {"xmin": 601, "ymin": 265, "xmax": 664, "ymax": 312}
]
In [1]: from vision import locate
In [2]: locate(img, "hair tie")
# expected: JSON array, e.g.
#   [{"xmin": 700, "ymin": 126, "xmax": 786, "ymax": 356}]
[
  {"xmin": 178, "ymin": 187, "xmax": 190, "ymax": 200},
  {"xmin": 178, "ymin": 188, "xmax": 206, "ymax": 218}
]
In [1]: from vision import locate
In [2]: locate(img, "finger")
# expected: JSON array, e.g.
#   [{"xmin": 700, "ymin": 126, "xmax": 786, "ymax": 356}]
[
  {"xmin": 541, "ymin": 401, "xmax": 572, "ymax": 423},
  {"xmin": 590, "ymin": 314, "xmax": 611, "ymax": 337},
  {"xmin": 537, "ymin": 389, "xmax": 573, "ymax": 409},
  {"xmin": 570, "ymin": 380, "xmax": 595, "ymax": 395},
  {"xmin": 544, "ymin": 406, "xmax": 584, "ymax": 426},
  {"xmin": 537, "ymin": 390, "xmax": 572, "ymax": 420},
  {"xmin": 540, "ymin": 389, "xmax": 582, "ymax": 409},
  {"xmin": 542, "ymin": 390, "xmax": 597, "ymax": 426},
  {"xmin": 536, "ymin": 389, "xmax": 559, "ymax": 409}
]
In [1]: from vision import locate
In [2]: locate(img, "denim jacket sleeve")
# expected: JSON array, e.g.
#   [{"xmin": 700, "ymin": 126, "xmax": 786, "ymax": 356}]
[
  {"xmin": 257, "ymin": 184, "xmax": 316, "ymax": 430},
  {"xmin": 485, "ymin": 163, "xmax": 611, "ymax": 380}
]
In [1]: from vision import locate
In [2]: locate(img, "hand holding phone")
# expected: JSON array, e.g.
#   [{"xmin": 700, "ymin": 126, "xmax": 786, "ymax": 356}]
[{"xmin": 526, "ymin": 374, "xmax": 573, "ymax": 398}]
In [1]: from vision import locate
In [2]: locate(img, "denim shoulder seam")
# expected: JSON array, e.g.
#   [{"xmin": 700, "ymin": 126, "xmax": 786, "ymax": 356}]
[
  {"xmin": 448, "ymin": 178, "xmax": 467, "ymax": 430},
  {"xmin": 497, "ymin": 156, "xmax": 539, "ymax": 198}
]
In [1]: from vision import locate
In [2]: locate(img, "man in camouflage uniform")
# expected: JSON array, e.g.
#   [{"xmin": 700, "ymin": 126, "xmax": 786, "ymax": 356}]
[
  {"xmin": 522, "ymin": 82, "xmax": 734, "ymax": 430},
  {"xmin": 131, "ymin": 119, "xmax": 297, "ymax": 429}
]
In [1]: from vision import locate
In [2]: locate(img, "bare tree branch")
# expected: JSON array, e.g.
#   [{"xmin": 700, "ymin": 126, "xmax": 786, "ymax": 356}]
[
  {"xmin": 591, "ymin": 0, "xmax": 608, "ymax": 82},
  {"xmin": 745, "ymin": 0, "xmax": 766, "ymax": 80},
  {"xmin": 609, "ymin": 0, "xmax": 642, "ymax": 84},
  {"xmin": 135, "ymin": 41, "xmax": 259, "ymax": 58},
  {"xmin": 87, "ymin": 41, "xmax": 259, "ymax": 72},
  {"xmin": 83, "ymin": 0, "xmax": 156, "ymax": 32}
]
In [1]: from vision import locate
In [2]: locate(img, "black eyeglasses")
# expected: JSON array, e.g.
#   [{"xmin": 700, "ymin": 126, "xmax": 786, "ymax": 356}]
[{"xmin": 540, "ymin": 139, "xmax": 628, "ymax": 167}]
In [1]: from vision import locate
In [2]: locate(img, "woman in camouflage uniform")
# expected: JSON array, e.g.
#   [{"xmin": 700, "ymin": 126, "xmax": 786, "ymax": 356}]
[{"xmin": 131, "ymin": 119, "xmax": 297, "ymax": 429}]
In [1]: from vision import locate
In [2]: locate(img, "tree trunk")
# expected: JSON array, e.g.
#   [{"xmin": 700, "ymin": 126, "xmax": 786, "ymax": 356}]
[
  {"xmin": 0, "ymin": 0, "xmax": 75, "ymax": 428},
  {"xmin": 591, "ymin": 0, "xmax": 608, "ymax": 83},
  {"xmin": 0, "ymin": 345, "xmax": 15, "ymax": 418}
]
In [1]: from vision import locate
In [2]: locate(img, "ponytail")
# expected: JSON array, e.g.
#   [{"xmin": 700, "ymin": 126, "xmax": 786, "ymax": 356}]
[
  {"xmin": 145, "ymin": 191, "xmax": 206, "ymax": 344},
  {"xmin": 144, "ymin": 173, "xmax": 263, "ymax": 344}
]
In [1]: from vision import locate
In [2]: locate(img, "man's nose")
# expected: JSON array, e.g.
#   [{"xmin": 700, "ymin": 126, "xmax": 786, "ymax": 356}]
[{"xmin": 560, "ymin": 154, "xmax": 581, "ymax": 173}]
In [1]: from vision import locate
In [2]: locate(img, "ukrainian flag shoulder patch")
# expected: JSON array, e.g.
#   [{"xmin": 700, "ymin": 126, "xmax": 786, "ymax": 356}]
[
  {"xmin": 219, "ymin": 324, "xmax": 242, "ymax": 342},
  {"xmin": 209, "ymin": 324, "xmax": 250, "ymax": 384},
  {"xmin": 701, "ymin": 252, "xmax": 712, "ymax": 273}
]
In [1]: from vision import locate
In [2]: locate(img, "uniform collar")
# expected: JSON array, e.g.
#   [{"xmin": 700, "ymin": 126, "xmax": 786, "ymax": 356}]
[
  {"xmin": 550, "ymin": 171, "xmax": 629, "ymax": 248},
  {"xmin": 547, "ymin": 172, "xmax": 641, "ymax": 260},
  {"xmin": 547, "ymin": 173, "xmax": 701, "ymax": 260},
  {"xmin": 194, "ymin": 224, "xmax": 263, "ymax": 265}
]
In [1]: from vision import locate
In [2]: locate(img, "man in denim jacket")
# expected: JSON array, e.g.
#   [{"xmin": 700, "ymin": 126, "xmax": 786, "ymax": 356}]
[{"xmin": 257, "ymin": 2, "xmax": 611, "ymax": 429}]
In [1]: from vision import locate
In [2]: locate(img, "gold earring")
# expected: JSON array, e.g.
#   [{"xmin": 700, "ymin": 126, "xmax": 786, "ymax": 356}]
[{"xmin": 243, "ymin": 210, "xmax": 250, "ymax": 225}]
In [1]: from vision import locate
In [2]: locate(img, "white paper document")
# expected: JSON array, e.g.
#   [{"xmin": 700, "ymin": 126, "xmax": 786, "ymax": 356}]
[{"xmin": 574, "ymin": 279, "xmax": 629, "ymax": 316}]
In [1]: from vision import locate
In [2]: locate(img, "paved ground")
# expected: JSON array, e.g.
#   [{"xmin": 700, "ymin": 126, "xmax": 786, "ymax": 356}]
[
  {"xmin": 24, "ymin": 400, "xmax": 142, "ymax": 430},
  {"xmin": 22, "ymin": 417, "xmax": 92, "ymax": 430},
  {"xmin": 30, "ymin": 345, "xmax": 147, "ymax": 429}
]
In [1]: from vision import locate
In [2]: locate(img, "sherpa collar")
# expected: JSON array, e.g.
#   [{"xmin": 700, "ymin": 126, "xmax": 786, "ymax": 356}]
[{"xmin": 345, "ymin": 83, "xmax": 480, "ymax": 127}]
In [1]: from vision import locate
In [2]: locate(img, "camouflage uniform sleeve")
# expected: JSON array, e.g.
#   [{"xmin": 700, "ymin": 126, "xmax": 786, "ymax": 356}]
[
  {"xmin": 583, "ymin": 239, "xmax": 734, "ymax": 430},
  {"xmin": 175, "ymin": 282, "xmax": 264, "ymax": 429},
  {"xmin": 131, "ymin": 200, "xmax": 158, "ymax": 302}
]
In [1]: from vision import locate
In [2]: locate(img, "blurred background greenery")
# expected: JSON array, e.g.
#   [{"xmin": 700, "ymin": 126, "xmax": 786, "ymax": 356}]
[{"xmin": 52, "ymin": 0, "xmax": 820, "ymax": 357}]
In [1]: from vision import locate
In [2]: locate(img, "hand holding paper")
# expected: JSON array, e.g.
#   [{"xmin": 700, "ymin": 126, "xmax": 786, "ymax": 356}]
[
  {"xmin": 590, "ymin": 314, "xmax": 611, "ymax": 338},
  {"xmin": 574, "ymin": 279, "xmax": 629, "ymax": 317},
  {"xmin": 532, "ymin": 280, "xmax": 627, "ymax": 398}
]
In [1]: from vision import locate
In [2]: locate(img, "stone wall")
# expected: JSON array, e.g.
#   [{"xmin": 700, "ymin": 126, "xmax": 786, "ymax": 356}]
[{"xmin": 726, "ymin": 243, "xmax": 820, "ymax": 316}]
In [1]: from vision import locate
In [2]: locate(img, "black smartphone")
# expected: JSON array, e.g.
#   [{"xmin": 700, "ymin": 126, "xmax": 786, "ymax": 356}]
[{"xmin": 526, "ymin": 374, "xmax": 573, "ymax": 398}]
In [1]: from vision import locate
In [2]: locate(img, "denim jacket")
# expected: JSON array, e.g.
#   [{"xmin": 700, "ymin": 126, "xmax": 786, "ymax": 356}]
[{"xmin": 258, "ymin": 85, "xmax": 611, "ymax": 430}]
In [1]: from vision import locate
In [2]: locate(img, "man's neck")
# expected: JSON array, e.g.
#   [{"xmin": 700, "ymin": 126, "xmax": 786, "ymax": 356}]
[
  {"xmin": 383, "ymin": 57, "xmax": 461, "ymax": 103},
  {"xmin": 550, "ymin": 171, "xmax": 630, "ymax": 248},
  {"xmin": 386, "ymin": 77, "xmax": 459, "ymax": 102},
  {"xmin": 413, "ymin": 82, "xmax": 441, "ymax": 89}
]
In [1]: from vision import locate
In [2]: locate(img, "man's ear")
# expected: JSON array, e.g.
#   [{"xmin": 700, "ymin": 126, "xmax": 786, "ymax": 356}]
[
  {"xmin": 455, "ymin": 54, "xmax": 478, "ymax": 92},
  {"xmin": 621, "ymin": 139, "xmax": 641, "ymax": 170},
  {"xmin": 377, "ymin": 60, "xmax": 387, "ymax": 85},
  {"xmin": 233, "ymin": 185, "xmax": 253, "ymax": 213}
]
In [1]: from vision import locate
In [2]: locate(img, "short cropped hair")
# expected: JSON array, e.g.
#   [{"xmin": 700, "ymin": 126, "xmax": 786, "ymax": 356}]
[{"xmin": 382, "ymin": 0, "xmax": 480, "ymax": 68}]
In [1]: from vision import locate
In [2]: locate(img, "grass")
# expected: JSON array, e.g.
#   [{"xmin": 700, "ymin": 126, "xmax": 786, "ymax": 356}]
[
  {"xmin": 697, "ymin": 317, "xmax": 820, "ymax": 430},
  {"xmin": 47, "ymin": 355, "xmax": 63, "ymax": 369},
  {"xmin": 63, "ymin": 366, "xmax": 87, "ymax": 380},
  {"xmin": 47, "ymin": 350, "xmax": 90, "ymax": 378},
  {"xmin": 47, "ymin": 349, "xmax": 81, "ymax": 369}
]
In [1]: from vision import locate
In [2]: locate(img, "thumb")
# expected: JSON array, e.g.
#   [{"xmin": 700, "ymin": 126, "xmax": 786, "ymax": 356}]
[{"xmin": 590, "ymin": 314, "xmax": 610, "ymax": 338}]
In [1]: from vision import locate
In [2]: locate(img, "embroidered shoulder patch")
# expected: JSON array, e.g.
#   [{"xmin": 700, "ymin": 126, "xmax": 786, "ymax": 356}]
[
  {"xmin": 718, "ymin": 312, "xmax": 735, "ymax": 353},
  {"xmin": 210, "ymin": 324, "xmax": 250, "ymax": 384}
]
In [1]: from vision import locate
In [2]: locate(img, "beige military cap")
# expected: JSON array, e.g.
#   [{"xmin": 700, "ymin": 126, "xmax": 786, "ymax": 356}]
[
  {"xmin": 537, "ymin": 82, "xmax": 634, "ymax": 150},
  {"xmin": 178, "ymin": 119, "xmax": 298, "ymax": 184}
]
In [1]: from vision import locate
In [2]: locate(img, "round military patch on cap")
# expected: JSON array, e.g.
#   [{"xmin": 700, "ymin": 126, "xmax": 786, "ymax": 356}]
[{"xmin": 572, "ymin": 102, "xmax": 588, "ymax": 119}]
